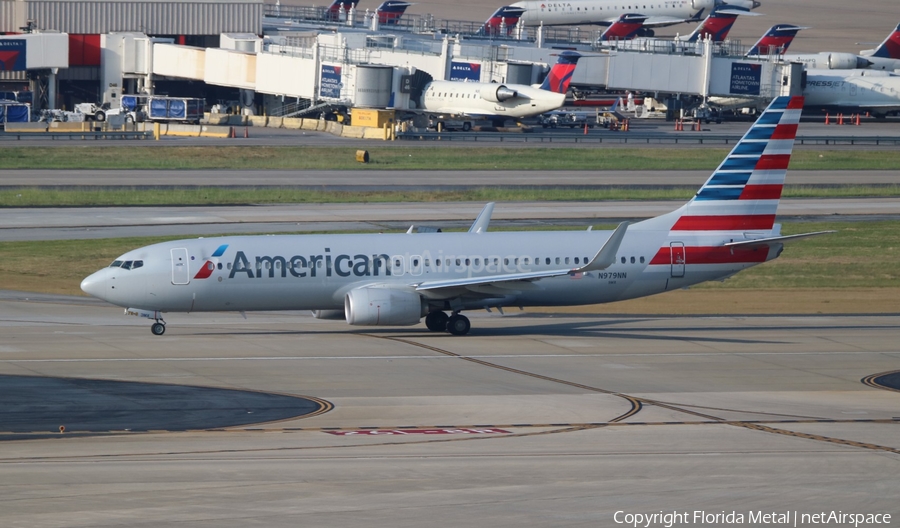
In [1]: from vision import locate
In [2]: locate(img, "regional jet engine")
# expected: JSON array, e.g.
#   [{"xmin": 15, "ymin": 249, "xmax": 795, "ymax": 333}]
[
  {"xmin": 480, "ymin": 85, "xmax": 518, "ymax": 103},
  {"xmin": 826, "ymin": 53, "xmax": 873, "ymax": 70}
]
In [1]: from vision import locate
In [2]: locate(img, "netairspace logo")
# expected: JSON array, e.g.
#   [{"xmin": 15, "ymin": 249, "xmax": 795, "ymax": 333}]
[{"xmin": 613, "ymin": 510, "xmax": 892, "ymax": 528}]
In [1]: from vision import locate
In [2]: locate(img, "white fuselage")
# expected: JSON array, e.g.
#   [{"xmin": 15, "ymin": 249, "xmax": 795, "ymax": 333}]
[
  {"xmin": 803, "ymin": 69, "xmax": 900, "ymax": 115},
  {"xmin": 419, "ymin": 81, "xmax": 565, "ymax": 119},
  {"xmin": 80, "ymin": 214, "xmax": 777, "ymax": 315},
  {"xmin": 511, "ymin": 0, "xmax": 711, "ymax": 27}
]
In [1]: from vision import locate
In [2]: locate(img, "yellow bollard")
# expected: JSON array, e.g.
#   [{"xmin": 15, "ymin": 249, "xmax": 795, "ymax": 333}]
[{"xmin": 153, "ymin": 122, "xmax": 160, "ymax": 141}]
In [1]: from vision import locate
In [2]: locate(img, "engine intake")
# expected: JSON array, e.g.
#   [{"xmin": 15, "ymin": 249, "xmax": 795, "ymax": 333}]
[
  {"xmin": 480, "ymin": 85, "xmax": 517, "ymax": 103},
  {"xmin": 344, "ymin": 287, "xmax": 425, "ymax": 326}
]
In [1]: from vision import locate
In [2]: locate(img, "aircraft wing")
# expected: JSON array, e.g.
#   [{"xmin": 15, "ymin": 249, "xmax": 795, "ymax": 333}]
[
  {"xmin": 415, "ymin": 222, "xmax": 628, "ymax": 293},
  {"xmin": 724, "ymin": 230, "xmax": 835, "ymax": 248}
]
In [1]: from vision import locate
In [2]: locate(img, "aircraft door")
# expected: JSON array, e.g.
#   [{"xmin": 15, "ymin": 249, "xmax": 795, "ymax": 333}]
[
  {"xmin": 171, "ymin": 248, "xmax": 190, "ymax": 285},
  {"xmin": 670, "ymin": 242, "xmax": 686, "ymax": 278}
]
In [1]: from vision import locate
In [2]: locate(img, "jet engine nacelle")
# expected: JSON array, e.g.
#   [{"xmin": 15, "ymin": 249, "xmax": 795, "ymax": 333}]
[
  {"xmin": 480, "ymin": 85, "xmax": 517, "ymax": 103},
  {"xmin": 826, "ymin": 53, "xmax": 871, "ymax": 70},
  {"xmin": 312, "ymin": 309, "xmax": 346, "ymax": 320},
  {"xmin": 344, "ymin": 287, "xmax": 425, "ymax": 326},
  {"xmin": 711, "ymin": 0, "xmax": 759, "ymax": 10}
]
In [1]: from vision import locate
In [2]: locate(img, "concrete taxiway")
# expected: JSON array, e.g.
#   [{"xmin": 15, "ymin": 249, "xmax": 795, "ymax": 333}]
[
  {"xmin": 1, "ymin": 198, "xmax": 897, "ymax": 241},
  {"xmin": 0, "ymin": 295, "xmax": 898, "ymax": 526}
]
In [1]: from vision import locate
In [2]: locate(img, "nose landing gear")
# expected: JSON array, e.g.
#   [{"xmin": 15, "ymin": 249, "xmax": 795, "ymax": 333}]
[{"xmin": 150, "ymin": 318, "xmax": 166, "ymax": 336}]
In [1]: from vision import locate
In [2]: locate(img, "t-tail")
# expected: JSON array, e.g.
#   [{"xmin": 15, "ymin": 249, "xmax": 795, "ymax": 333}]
[
  {"xmin": 682, "ymin": 5, "xmax": 753, "ymax": 43},
  {"xmin": 376, "ymin": 0, "xmax": 412, "ymax": 24},
  {"xmin": 634, "ymin": 96, "xmax": 831, "ymax": 283},
  {"xmin": 598, "ymin": 14, "xmax": 648, "ymax": 42},
  {"xmin": 747, "ymin": 24, "xmax": 807, "ymax": 56},
  {"xmin": 538, "ymin": 51, "xmax": 582, "ymax": 94},
  {"xmin": 869, "ymin": 23, "xmax": 900, "ymax": 59},
  {"xmin": 481, "ymin": 6, "xmax": 526, "ymax": 37}
]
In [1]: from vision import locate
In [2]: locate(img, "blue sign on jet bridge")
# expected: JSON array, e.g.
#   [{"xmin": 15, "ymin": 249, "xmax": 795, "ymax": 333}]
[
  {"xmin": 730, "ymin": 63, "xmax": 762, "ymax": 96},
  {"xmin": 320, "ymin": 64, "xmax": 343, "ymax": 98},
  {"xmin": 449, "ymin": 61, "xmax": 481, "ymax": 82}
]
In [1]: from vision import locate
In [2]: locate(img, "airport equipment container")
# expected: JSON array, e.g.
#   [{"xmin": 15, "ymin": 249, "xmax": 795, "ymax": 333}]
[
  {"xmin": 0, "ymin": 100, "xmax": 31, "ymax": 126},
  {"xmin": 147, "ymin": 96, "xmax": 204, "ymax": 124},
  {"xmin": 352, "ymin": 108, "xmax": 395, "ymax": 128}
]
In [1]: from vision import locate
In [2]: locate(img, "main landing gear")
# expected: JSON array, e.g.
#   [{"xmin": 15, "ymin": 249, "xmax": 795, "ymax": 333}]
[
  {"xmin": 425, "ymin": 311, "xmax": 470, "ymax": 336},
  {"xmin": 150, "ymin": 317, "xmax": 166, "ymax": 336}
]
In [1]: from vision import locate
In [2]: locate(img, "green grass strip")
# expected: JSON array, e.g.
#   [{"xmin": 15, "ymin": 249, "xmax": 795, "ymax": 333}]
[
  {"xmin": 2, "ymin": 185, "xmax": 898, "ymax": 207},
  {"xmin": 3, "ymin": 146, "xmax": 900, "ymax": 170}
]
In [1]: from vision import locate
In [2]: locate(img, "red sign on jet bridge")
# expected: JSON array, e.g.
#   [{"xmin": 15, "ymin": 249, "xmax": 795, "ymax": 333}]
[{"xmin": 326, "ymin": 428, "xmax": 511, "ymax": 436}]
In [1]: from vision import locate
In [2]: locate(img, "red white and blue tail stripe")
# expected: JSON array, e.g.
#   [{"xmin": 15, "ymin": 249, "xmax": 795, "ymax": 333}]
[{"xmin": 675, "ymin": 95, "xmax": 803, "ymax": 232}]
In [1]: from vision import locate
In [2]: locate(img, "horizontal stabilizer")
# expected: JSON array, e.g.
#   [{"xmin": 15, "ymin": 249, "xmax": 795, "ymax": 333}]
[{"xmin": 724, "ymin": 230, "xmax": 835, "ymax": 248}]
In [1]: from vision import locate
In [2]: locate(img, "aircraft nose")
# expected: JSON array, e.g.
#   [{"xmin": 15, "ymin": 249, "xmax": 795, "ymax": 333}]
[{"xmin": 80, "ymin": 270, "xmax": 107, "ymax": 299}]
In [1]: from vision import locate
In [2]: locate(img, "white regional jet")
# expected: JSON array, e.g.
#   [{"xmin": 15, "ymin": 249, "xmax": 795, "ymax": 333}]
[
  {"xmin": 81, "ymin": 96, "xmax": 830, "ymax": 337},
  {"xmin": 510, "ymin": 0, "xmax": 760, "ymax": 32},
  {"xmin": 417, "ymin": 51, "xmax": 582, "ymax": 123}
]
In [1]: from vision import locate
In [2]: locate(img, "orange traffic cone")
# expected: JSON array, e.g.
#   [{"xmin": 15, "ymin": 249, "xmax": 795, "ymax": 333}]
[
  {"xmin": 838, "ymin": 113, "xmax": 844, "ymax": 125},
  {"xmin": 855, "ymin": 113, "xmax": 861, "ymax": 126},
  {"xmin": 229, "ymin": 126, "xmax": 236, "ymax": 138},
  {"xmin": 244, "ymin": 126, "xmax": 249, "ymax": 138},
  {"xmin": 824, "ymin": 113, "xmax": 830, "ymax": 125},
  {"xmin": 583, "ymin": 122, "xmax": 588, "ymax": 135}
]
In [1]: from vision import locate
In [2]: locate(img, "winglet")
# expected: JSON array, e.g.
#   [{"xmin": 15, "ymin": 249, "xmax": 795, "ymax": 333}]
[
  {"xmin": 576, "ymin": 221, "xmax": 629, "ymax": 272},
  {"xmin": 469, "ymin": 202, "xmax": 495, "ymax": 233}
]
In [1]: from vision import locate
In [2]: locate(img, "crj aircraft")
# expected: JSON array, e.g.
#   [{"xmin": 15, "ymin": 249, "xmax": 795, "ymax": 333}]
[{"xmin": 81, "ymin": 96, "xmax": 829, "ymax": 336}]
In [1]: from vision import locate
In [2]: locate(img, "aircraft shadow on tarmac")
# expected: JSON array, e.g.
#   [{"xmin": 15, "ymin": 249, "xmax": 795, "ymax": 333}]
[{"xmin": 188, "ymin": 317, "xmax": 788, "ymax": 345}]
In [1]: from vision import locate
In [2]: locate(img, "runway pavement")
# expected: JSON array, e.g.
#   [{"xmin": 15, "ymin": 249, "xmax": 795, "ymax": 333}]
[{"xmin": 0, "ymin": 295, "xmax": 898, "ymax": 526}]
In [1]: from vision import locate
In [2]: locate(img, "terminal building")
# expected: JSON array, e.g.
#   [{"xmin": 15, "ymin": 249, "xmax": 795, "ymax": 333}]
[{"xmin": 0, "ymin": 0, "xmax": 802, "ymax": 119}]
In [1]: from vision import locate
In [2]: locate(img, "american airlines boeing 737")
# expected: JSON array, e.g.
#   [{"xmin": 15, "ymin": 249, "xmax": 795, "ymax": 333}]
[{"xmin": 81, "ymin": 96, "xmax": 829, "ymax": 336}]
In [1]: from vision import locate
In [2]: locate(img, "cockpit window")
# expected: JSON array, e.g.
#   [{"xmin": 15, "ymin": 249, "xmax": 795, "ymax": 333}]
[{"xmin": 109, "ymin": 260, "xmax": 143, "ymax": 270}]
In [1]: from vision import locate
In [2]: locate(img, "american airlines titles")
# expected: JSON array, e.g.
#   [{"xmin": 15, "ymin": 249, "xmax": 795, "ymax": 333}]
[{"xmin": 227, "ymin": 248, "xmax": 566, "ymax": 280}]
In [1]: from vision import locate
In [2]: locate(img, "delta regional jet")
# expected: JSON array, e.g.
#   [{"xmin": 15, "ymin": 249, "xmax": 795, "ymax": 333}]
[
  {"xmin": 81, "ymin": 96, "xmax": 830, "ymax": 337},
  {"xmin": 509, "ymin": 0, "xmax": 760, "ymax": 32},
  {"xmin": 416, "ymin": 51, "xmax": 582, "ymax": 122}
]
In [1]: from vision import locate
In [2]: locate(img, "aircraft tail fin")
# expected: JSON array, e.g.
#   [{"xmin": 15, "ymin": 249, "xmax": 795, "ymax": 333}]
[
  {"xmin": 682, "ymin": 5, "xmax": 749, "ymax": 43},
  {"xmin": 376, "ymin": 1, "xmax": 412, "ymax": 25},
  {"xmin": 747, "ymin": 24, "xmax": 807, "ymax": 56},
  {"xmin": 869, "ymin": 23, "xmax": 900, "ymax": 59},
  {"xmin": 481, "ymin": 6, "xmax": 526, "ymax": 37},
  {"xmin": 538, "ymin": 51, "xmax": 582, "ymax": 94},
  {"xmin": 639, "ymin": 96, "xmax": 804, "ymax": 234},
  {"xmin": 598, "ymin": 13, "xmax": 648, "ymax": 42}
]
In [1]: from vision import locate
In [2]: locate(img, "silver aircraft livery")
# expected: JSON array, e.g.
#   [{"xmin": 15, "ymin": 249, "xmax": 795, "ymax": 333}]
[{"xmin": 81, "ymin": 96, "xmax": 829, "ymax": 336}]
